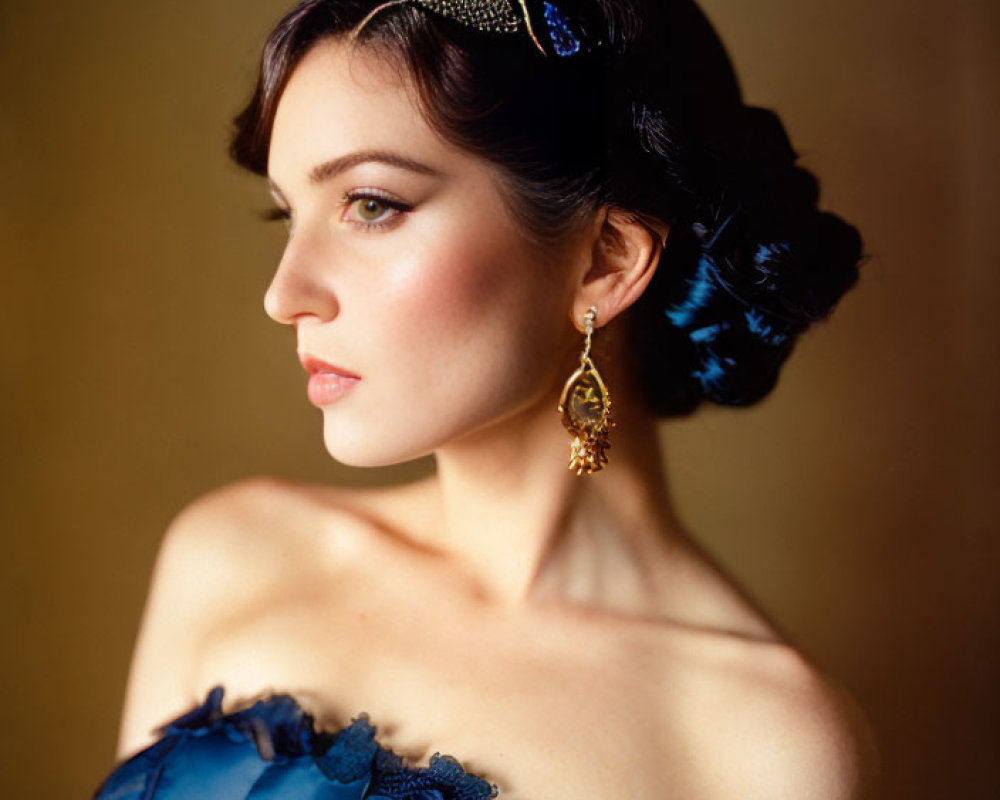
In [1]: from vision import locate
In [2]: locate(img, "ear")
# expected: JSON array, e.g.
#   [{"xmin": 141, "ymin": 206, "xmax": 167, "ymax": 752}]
[{"xmin": 571, "ymin": 207, "xmax": 669, "ymax": 331}]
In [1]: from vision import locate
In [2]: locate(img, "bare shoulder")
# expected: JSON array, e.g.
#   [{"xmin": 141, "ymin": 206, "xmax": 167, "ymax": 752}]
[
  {"xmin": 116, "ymin": 477, "xmax": 390, "ymax": 758},
  {"xmin": 667, "ymin": 631, "xmax": 879, "ymax": 800},
  {"xmin": 154, "ymin": 476, "xmax": 384, "ymax": 573},
  {"xmin": 136, "ymin": 477, "xmax": 367, "ymax": 612}
]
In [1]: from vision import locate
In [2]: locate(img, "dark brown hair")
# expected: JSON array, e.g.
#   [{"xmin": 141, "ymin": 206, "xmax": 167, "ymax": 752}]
[{"xmin": 231, "ymin": 0, "xmax": 863, "ymax": 415}]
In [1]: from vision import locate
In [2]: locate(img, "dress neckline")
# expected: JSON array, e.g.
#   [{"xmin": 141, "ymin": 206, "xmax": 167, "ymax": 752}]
[{"xmin": 160, "ymin": 686, "xmax": 498, "ymax": 799}]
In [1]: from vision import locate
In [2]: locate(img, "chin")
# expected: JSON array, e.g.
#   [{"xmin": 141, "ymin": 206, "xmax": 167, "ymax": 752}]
[
  {"xmin": 320, "ymin": 417, "xmax": 435, "ymax": 468},
  {"xmin": 316, "ymin": 383, "xmax": 546, "ymax": 468}
]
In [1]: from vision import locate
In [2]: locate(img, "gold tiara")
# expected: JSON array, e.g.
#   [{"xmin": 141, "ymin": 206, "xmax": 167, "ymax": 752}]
[
  {"xmin": 414, "ymin": 0, "xmax": 521, "ymax": 33},
  {"xmin": 354, "ymin": 0, "xmax": 601, "ymax": 57}
]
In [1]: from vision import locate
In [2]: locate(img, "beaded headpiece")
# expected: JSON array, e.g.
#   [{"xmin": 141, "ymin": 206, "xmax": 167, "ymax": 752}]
[{"xmin": 355, "ymin": 0, "xmax": 603, "ymax": 57}]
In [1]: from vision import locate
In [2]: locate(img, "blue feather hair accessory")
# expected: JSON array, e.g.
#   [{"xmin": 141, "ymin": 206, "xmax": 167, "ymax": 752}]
[{"xmin": 665, "ymin": 208, "xmax": 800, "ymax": 400}]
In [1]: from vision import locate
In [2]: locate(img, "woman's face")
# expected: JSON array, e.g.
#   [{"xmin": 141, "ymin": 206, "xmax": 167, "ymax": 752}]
[{"xmin": 266, "ymin": 39, "xmax": 585, "ymax": 466}]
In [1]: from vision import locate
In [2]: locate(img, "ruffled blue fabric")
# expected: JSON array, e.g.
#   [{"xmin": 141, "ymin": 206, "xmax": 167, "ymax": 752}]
[{"xmin": 94, "ymin": 687, "xmax": 497, "ymax": 800}]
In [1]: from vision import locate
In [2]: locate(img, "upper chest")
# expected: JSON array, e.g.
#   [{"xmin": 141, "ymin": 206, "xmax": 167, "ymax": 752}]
[{"xmin": 193, "ymin": 572, "xmax": 699, "ymax": 799}]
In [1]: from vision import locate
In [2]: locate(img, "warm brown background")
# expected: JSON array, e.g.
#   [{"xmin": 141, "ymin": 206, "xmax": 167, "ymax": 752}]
[{"xmin": 2, "ymin": 0, "xmax": 997, "ymax": 797}]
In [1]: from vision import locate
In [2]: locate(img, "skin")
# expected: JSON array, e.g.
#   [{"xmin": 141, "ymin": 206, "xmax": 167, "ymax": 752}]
[{"xmin": 117, "ymin": 39, "xmax": 878, "ymax": 800}]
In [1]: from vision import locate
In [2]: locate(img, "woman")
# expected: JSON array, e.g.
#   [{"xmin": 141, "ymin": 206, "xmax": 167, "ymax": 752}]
[{"xmin": 97, "ymin": 0, "xmax": 876, "ymax": 797}]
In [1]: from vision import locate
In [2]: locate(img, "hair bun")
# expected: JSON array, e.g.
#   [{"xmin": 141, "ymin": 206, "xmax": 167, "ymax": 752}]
[
  {"xmin": 727, "ymin": 106, "xmax": 797, "ymax": 187},
  {"xmin": 641, "ymin": 104, "xmax": 863, "ymax": 412}
]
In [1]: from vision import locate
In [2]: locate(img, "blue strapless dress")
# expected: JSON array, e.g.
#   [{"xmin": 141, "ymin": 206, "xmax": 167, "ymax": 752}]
[{"xmin": 94, "ymin": 687, "xmax": 497, "ymax": 800}]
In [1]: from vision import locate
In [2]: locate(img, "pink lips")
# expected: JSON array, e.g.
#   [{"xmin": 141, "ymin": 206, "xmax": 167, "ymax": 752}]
[{"xmin": 299, "ymin": 354, "xmax": 361, "ymax": 407}]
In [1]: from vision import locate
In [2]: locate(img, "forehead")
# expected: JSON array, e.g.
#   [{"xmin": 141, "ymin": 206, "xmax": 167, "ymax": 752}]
[{"xmin": 268, "ymin": 38, "xmax": 463, "ymax": 182}]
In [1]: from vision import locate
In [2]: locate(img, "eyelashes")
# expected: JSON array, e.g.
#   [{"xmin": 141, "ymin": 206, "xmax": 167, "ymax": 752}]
[
  {"xmin": 262, "ymin": 207, "xmax": 291, "ymax": 223},
  {"xmin": 261, "ymin": 188, "xmax": 413, "ymax": 233}
]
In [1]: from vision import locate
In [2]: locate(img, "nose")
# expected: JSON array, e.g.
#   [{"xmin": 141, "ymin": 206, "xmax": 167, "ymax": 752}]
[{"xmin": 263, "ymin": 232, "xmax": 339, "ymax": 325}]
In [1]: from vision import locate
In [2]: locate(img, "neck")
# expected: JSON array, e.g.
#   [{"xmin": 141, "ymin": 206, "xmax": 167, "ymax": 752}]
[{"xmin": 426, "ymin": 373, "xmax": 683, "ymax": 613}]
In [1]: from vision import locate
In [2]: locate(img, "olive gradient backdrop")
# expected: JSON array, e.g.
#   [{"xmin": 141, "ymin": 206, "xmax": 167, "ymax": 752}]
[{"xmin": 2, "ymin": 1, "xmax": 997, "ymax": 797}]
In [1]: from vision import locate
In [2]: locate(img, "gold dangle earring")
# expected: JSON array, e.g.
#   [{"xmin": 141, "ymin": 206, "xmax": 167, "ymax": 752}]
[{"xmin": 558, "ymin": 306, "xmax": 614, "ymax": 475}]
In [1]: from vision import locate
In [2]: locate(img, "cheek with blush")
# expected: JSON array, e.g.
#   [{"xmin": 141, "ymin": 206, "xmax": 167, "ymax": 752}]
[{"xmin": 379, "ymin": 224, "xmax": 525, "ymax": 352}]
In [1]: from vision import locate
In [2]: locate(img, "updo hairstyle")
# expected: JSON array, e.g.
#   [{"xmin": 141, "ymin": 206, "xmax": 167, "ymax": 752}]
[{"xmin": 230, "ymin": 0, "xmax": 864, "ymax": 416}]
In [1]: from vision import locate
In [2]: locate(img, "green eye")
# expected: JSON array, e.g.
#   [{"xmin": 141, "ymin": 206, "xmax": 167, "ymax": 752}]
[
  {"xmin": 343, "ymin": 191, "xmax": 411, "ymax": 229},
  {"xmin": 356, "ymin": 198, "xmax": 388, "ymax": 221}
]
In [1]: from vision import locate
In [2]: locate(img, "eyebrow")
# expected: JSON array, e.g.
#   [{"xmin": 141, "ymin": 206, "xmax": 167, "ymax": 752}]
[{"xmin": 267, "ymin": 150, "xmax": 443, "ymax": 203}]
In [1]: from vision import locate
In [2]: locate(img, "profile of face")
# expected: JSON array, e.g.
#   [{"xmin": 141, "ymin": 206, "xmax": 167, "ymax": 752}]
[{"xmin": 265, "ymin": 39, "xmax": 588, "ymax": 467}]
